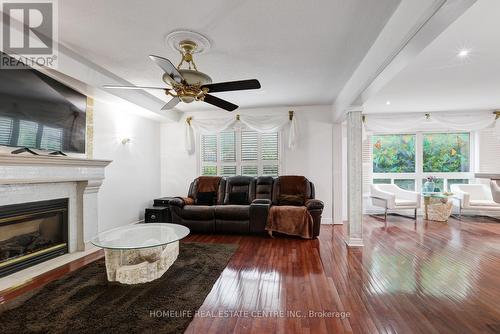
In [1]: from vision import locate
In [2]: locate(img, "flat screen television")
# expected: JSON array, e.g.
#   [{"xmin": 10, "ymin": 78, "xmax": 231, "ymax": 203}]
[{"xmin": 0, "ymin": 53, "xmax": 86, "ymax": 154}]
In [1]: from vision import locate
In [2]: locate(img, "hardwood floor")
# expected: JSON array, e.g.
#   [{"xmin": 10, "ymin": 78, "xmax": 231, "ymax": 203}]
[{"xmin": 1, "ymin": 215, "xmax": 500, "ymax": 333}]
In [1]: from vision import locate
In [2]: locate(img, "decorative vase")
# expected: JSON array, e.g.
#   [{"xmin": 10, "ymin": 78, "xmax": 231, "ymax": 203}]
[{"xmin": 423, "ymin": 181, "xmax": 435, "ymax": 193}]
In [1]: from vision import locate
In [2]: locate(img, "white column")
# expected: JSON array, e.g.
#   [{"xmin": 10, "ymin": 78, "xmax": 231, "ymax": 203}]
[
  {"xmin": 332, "ymin": 122, "xmax": 343, "ymax": 224},
  {"xmin": 346, "ymin": 110, "xmax": 363, "ymax": 247}
]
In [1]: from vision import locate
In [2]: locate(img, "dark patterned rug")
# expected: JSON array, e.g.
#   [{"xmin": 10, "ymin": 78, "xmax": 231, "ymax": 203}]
[{"xmin": 0, "ymin": 242, "xmax": 237, "ymax": 334}]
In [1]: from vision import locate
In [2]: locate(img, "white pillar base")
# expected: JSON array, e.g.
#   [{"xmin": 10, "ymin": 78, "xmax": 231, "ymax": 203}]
[{"xmin": 345, "ymin": 237, "xmax": 364, "ymax": 247}]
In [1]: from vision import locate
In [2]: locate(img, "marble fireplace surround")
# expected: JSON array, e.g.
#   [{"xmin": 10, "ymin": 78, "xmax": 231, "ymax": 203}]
[{"xmin": 0, "ymin": 154, "xmax": 111, "ymax": 287}]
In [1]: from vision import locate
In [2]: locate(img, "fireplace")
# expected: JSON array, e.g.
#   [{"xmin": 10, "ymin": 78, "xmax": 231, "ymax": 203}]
[{"xmin": 0, "ymin": 198, "xmax": 68, "ymax": 278}]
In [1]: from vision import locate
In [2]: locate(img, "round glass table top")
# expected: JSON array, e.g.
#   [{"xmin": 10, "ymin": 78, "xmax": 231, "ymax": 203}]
[{"xmin": 91, "ymin": 223, "xmax": 190, "ymax": 250}]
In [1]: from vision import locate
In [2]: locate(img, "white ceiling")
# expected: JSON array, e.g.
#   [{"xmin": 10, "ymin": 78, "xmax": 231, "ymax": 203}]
[
  {"xmin": 58, "ymin": 0, "xmax": 400, "ymax": 112},
  {"xmin": 365, "ymin": 0, "xmax": 500, "ymax": 114}
]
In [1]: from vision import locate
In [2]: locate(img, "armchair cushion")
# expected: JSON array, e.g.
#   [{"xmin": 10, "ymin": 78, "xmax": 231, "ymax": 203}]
[
  {"xmin": 371, "ymin": 184, "xmax": 420, "ymax": 210},
  {"xmin": 469, "ymin": 200, "xmax": 500, "ymax": 207}
]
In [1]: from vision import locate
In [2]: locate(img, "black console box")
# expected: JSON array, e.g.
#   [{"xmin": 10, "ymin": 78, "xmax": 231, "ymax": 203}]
[
  {"xmin": 145, "ymin": 206, "xmax": 169, "ymax": 223},
  {"xmin": 144, "ymin": 197, "xmax": 177, "ymax": 223}
]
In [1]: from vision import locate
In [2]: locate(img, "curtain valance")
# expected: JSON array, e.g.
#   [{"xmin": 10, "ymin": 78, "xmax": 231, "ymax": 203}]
[
  {"xmin": 184, "ymin": 112, "xmax": 298, "ymax": 154},
  {"xmin": 362, "ymin": 111, "xmax": 500, "ymax": 141}
]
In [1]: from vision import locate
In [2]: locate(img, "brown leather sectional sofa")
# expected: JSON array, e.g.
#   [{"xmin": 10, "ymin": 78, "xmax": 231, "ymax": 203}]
[{"xmin": 168, "ymin": 175, "xmax": 324, "ymax": 238}]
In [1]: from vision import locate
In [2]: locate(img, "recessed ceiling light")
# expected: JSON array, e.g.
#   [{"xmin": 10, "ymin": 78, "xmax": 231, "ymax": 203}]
[
  {"xmin": 386, "ymin": 101, "xmax": 391, "ymax": 105},
  {"xmin": 457, "ymin": 49, "xmax": 470, "ymax": 58}
]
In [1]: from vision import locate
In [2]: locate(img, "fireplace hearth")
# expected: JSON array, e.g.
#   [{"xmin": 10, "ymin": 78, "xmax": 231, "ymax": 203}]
[{"xmin": 0, "ymin": 199, "xmax": 68, "ymax": 278}]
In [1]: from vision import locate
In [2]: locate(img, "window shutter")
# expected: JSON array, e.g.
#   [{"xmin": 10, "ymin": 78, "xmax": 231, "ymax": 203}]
[
  {"xmin": 0, "ymin": 116, "xmax": 13, "ymax": 145},
  {"xmin": 220, "ymin": 131, "xmax": 236, "ymax": 162},
  {"xmin": 201, "ymin": 134, "xmax": 217, "ymax": 162},
  {"xmin": 40, "ymin": 126, "xmax": 63, "ymax": 151},
  {"xmin": 241, "ymin": 165, "xmax": 258, "ymax": 176},
  {"xmin": 262, "ymin": 165, "xmax": 279, "ymax": 176},
  {"xmin": 202, "ymin": 165, "xmax": 217, "ymax": 176},
  {"xmin": 17, "ymin": 120, "xmax": 38, "ymax": 147},
  {"xmin": 241, "ymin": 131, "xmax": 258, "ymax": 161},
  {"xmin": 261, "ymin": 132, "xmax": 278, "ymax": 160},
  {"xmin": 220, "ymin": 165, "xmax": 237, "ymax": 176}
]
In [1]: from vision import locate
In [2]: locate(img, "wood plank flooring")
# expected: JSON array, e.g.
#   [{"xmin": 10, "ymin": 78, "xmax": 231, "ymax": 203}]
[{"xmin": 2, "ymin": 215, "xmax": 500, "ymax": 333}]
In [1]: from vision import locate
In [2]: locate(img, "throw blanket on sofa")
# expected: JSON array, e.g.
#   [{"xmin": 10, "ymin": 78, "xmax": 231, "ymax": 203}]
[
  {"xmin": 266, "ymin": 206, "xmax": 314, "ymax": 239},
  {"xmin": 197, "ymin": 176, "xmax": 222, "ymax": 193},
  {"xmin": 181, "ymin": 176, "xmax": 222, "ymax": 205}
]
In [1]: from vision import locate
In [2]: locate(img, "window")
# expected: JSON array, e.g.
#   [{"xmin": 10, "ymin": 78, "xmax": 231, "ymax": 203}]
[
  {"xmin": 423, "ymin": 133, "xmax": 470, "ymax": 172},
  {"xmin": 200, "ymin": 130, "xmax": 280, "ymax": 176},
  {"xmin": 371, "ymin": 132, "xmax": 473, "ymax": 193},
  {"xmin": 372, "ymin": 134, "xmax": 416, "ymax": 173}
]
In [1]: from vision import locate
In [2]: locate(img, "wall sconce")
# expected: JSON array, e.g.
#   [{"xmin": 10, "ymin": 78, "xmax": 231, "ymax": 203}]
[{"xmin": 121, "ymin": 138, "xmax": 131, "ymax": 145}]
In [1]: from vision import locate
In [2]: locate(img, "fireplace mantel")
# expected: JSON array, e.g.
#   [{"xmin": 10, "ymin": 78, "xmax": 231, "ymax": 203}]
[
  {"xmin": 0, "ymin": 154, "xmax": 112, "ymax": 185},
  {"xmin": 0, "ymin": 153, "xmax": 112, "ymax": 259}
]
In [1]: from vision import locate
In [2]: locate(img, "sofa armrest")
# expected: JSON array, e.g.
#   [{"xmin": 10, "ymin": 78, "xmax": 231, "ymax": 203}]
[
  {"xmin": 252, "ymin": 199, "xmax": 272, "ymax": 205},
  {"xmin": 305, "ymin": 199, "xmax": 324, "ymax": 211},
  {"xmin": 250, "ymin": 200, "xmax": 271, "ymax": 233},
  {"xmin": 169, "ymin": 197, "xmax": 186, "ymax": 208}
]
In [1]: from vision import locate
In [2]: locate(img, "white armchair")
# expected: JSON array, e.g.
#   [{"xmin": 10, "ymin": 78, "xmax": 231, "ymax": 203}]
[
  {"xmin": 450, "ymin": 184, "xmax": 500, "ymax": 217},
  {"xmin": 370, "ymin": 184, "xmax": 421, "ymax": 224}
]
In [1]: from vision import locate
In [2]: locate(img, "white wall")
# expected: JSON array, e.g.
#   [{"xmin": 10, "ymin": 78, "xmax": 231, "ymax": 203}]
[
  {"xmin": 160, "ymin": 105, "xmax": 336, "ymax": 224},
  {"xmin": 93, "ymin": 100, "xmax": 161, "ymax": 231}
]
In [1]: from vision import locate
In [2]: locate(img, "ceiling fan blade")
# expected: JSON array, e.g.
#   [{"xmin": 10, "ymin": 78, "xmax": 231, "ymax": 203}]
[
  {"xmin": 103, "ymin": 84, "xmax": 167, "ymax": 91},
  {"xmin": 203, "ymin": 94, "xmax": 238, "ymax": 112},
  {"xmin": 202, "ymin": 79, "xmax": 261, "ymax": 93},
  {"xmin": 148, "ymin": 55, "xmax": 184, "ymax": 83},
  {"xmin": 161, "ymin": 96, "xmax": 180, "ymax": 110}
]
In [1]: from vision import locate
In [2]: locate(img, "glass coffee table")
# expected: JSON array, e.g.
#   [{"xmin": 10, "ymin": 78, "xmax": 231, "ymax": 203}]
[{"xmin": 91, "ymin": 223, "xmax": 190, "ymax": 284}]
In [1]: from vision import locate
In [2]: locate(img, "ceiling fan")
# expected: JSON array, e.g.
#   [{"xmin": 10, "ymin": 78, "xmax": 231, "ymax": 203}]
[{"xmin": 104, "ymin": 40, "xmax": 261, "ymax": 112}]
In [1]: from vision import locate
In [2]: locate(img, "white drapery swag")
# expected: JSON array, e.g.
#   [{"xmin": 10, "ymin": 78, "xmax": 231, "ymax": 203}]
[
  {"xmin": 183, "ymin": 114, "xmax": 298, "ymax": 154},
  {"xmin": 362, "ymin": 111, "xmax": 500, "ymax": 141}
]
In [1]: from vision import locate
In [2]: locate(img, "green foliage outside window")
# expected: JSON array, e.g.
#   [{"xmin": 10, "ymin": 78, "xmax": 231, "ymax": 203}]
[
  {"xmin": 372, "ymin": 135, "xmax": 416, "ymax": 173},
  {"xmin": 423, "ymin": 133, "xmax": 470, "ymax": 172}
]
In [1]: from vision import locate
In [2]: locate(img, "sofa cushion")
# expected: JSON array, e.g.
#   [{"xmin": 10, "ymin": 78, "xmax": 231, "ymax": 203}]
[
  {"xmin": 181, "ymin": 205, "xmax": 215, "ymax": 220},
  {"xmin": 215, "ymin": 205, "xmax": 250, "ymax": 220},
  {"xmin": 228, "ymin": 192, "xmax": 248, "ymax": 205},
  {"xmin": 196, "ymin": 191, "xmax": 216, "ymax": 205}
]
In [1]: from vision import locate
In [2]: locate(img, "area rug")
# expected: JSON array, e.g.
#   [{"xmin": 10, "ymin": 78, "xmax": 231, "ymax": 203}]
[{"xmin": 0, "ymin": 242, "xmax": 238, "ymax": 334}]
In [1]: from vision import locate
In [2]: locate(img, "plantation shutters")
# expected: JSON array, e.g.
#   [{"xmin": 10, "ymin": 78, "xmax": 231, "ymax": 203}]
[
  {"xmin": 17, "ymin": 120, "xmax": 38, "ymax": 147},
  {"xmin": 40, "ymin": 126, "xmax": 63, "ymax": 151},
  {"xmin": 201, "ymin": 130, "xmax": 280, "ymax": 176},
  {"xmin": 0, "ymin": 116, "xmax": 13, "ymax": 145}
]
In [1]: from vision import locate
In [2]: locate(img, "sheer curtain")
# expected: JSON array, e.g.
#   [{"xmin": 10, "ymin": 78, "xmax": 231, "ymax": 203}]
[
  {"xmin": 184, "ymin": 114, "xmax": 297, "ymax": 154},
  {"xmin": 364, "ymin": 111, "xmax": 499, "ymax": 139}
]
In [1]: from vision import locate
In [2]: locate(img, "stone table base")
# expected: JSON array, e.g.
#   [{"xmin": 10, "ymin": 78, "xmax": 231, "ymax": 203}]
[
  {"xmin": 104, "ymin": 241, "xmax": 179, "ymax": 284},
  {"xmin": 424, "ymin": 197, "xmax": 453, "ymax": 222}
]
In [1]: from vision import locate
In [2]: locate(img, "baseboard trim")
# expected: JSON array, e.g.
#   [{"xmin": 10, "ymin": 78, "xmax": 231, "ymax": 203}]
[{"xmin": 345, "ymin": 237, "xmax": 364, "ymax": 247}]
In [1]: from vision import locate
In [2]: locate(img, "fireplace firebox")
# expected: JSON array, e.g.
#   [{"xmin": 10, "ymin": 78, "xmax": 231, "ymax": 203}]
[{"xmin": 0, "ymin": 198, "xmax": 68, "ymax": 278}]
